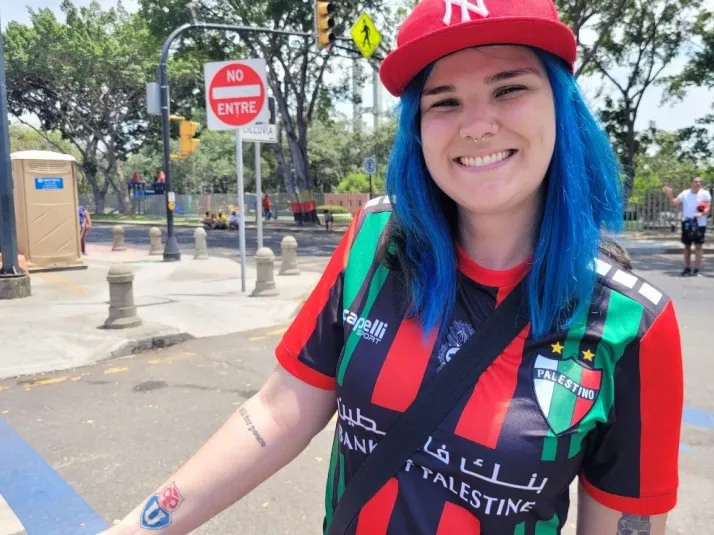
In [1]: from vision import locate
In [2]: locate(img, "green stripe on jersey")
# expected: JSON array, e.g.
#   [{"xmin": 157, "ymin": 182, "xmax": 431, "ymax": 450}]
[
  {"xmin": 337, "ymin": 263, "xmax": 390, "ymax": 385},
  {"xmin": 323, "ymin": 435, "xmax": 340, "ymax": 532},
  {"xmin": 541, "ymin": 314, "xmax": 588, "ymax": 461},
  {"xmin": 535, "ymin": 513, "xmax": 560, "ymax": 535},
  {"xmin": 589, "ymin": 290, "xmax": 644, "ymax": 425},
  {"xmin": 568, "ymin": 290, "xmax": 644, "ymax": 458},
  {"xmin": 343, "ymin": 211, "xmax": 391, "ymax": 311},
  {"xmin": 512, "ymin": 522, "xmax": 525, "ymax": 535}
]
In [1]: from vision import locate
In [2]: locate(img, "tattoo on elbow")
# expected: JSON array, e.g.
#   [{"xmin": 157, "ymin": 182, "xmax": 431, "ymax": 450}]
[
  {"xmin": 239, "ymin": 407, "xmax": 267, "ymax": 447},
  {"xmin": 616, "ymin": 514, "xmax": 651, "ymax": 535},
  {"xmin": 140, "ymin": 482, "xmax": 184, "ymax": 530}
]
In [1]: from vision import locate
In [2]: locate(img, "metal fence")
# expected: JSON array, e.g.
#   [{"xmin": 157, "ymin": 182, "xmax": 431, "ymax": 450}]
[
  {"xmin": 624, "ymin": 188, "xmax": 714, "ymax": 232},
  {"xmin": 82, "ymin": 187, "xmax": 713, "ymax": 231},
  {"xmin": 80, "ymin": 192, "xmax": 343, "ymax": 222}
]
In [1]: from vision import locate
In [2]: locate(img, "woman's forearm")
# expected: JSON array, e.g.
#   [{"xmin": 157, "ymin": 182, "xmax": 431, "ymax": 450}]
[{"xmin": 106, "ymin": 375, "xmax": 331, "ymax": 535}]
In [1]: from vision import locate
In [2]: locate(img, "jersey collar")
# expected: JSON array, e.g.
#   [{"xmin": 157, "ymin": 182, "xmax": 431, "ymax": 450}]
[{"xmin": 456, "ymin": 245, "xmax": 530, "ymax": 287}]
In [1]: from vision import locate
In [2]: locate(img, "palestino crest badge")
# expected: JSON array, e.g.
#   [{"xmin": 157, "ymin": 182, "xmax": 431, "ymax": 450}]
[{"xmin": 532, "ymin": 354, "xmax": 602, "ymax": 435}]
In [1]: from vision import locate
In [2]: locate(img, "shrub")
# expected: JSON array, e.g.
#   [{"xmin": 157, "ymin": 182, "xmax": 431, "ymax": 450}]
[{"xmin": 316, "ymin": 205, "xmax": 349, "ymax": 214}]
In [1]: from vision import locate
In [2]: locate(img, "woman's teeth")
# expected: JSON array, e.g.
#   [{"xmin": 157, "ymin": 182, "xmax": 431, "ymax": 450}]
[{"xmin": 458, "ymin": 150, "xmax": 513, "ymax": 168}]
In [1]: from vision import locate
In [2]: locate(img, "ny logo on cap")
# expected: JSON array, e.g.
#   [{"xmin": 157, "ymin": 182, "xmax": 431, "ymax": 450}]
[{"xmin": 443, "ymin": 0, "xmax": 489, "ymax": 25}]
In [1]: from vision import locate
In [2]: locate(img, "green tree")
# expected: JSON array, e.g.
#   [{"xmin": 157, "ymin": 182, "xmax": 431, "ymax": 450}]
[
  {"xmin": 555, "ymin": 0, "xmax": 630, "ymax": 77},
  {"xmin": 589, "ymin": 0, "xmax": 705, "ymax": 201},
  {"xmin": 139, "ymin": 0, "xmax": 396, "ymax": 201},
  {"xmin": 335, "ymin": 171, "xmax": 385, "ymax": 194},
  {"xmin": 4, "ymin": 1, "xmax": 156, "ymax": 213}
]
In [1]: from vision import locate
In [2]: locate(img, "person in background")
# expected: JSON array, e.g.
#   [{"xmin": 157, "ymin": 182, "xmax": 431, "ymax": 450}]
[
  {"xmin": 262, "ymin": 194, "xmax": 272, "ymax": 221},
  {"xmin": 664, "ymin": 177, "xmax": 712, "ymax": 276},
  {"xmin": 78, "ymin": 205, "xmax": 92, "ymax": 255},
  {"xmin": 323, "ymin": 208, "xmax": 334, "ymax": 231},
  {"xmin": 229, "ymin": 211, "xmax": 240, "ymax": 231},
  {"xmin": 215, "ymin": 212, "xmax": 228, "ymax": 230},
  {"xmin": 201, "ymin": 211, "xmax": 213, "ymax": 230}
]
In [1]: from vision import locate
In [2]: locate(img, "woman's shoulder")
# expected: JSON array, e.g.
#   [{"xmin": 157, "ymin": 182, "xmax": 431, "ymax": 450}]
[{"xmin": 594, "ymin": 238, "xmax": 672, "ymax": 327}]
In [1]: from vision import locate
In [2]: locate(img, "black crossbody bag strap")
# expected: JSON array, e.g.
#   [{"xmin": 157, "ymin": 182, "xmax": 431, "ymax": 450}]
[{"xmin": 327, "ymin": 280, "xmax": 529, "ymax": 535}]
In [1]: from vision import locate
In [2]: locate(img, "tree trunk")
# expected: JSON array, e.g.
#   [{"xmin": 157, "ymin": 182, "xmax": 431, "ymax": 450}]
[
  {"xmin": 622, "ymin": 112, "xmax": 637, "ymax": 203},
  {"xmin": 84, "ymin": 165, "xmax": 105, "ymax": 214}
]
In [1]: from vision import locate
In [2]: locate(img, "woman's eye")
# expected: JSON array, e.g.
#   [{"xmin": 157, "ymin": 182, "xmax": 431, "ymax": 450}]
[
  {"xmin": 431, "ymin": 98, "xmax": 459, "ymax": 108},
  {"xmin": 495, "ymin": 85, "xmax": 526, "ymax": 98}
]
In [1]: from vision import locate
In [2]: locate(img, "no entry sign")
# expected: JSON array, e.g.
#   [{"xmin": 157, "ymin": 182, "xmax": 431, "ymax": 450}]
[{"xmin": 204, "ymin": 59, "xmax": 269, "ymax": 130}]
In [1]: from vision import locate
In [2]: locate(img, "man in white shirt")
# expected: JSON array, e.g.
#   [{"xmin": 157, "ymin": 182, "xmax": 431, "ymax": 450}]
[{"xmin": 663, "ymin": 177, "xmax": 712, "ymax": 276}]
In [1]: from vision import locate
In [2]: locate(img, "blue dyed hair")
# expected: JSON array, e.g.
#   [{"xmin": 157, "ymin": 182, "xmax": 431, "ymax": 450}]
[{"xmin": 382, "ymin": 49, "xmax": 623, "ymax": 342}]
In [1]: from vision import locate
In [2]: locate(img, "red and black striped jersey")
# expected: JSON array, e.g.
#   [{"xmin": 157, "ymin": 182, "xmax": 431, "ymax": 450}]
[{"xmin": 276, "ymin": 196, "xmax": 683, "ymax": 535}]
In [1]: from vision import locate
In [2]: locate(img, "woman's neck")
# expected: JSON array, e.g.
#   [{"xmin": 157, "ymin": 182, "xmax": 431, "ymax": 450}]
[{"xmin": 457, "ymin": 194, "xmax": 541, "ymax": 271}]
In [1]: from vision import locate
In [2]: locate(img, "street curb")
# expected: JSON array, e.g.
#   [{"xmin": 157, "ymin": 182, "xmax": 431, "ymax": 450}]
[
  {"xmin": 108, "ymin": 332, "xmax": 195, "ymax": 359},
  {"xmin": 93, "ymin": 220, "xmax": 349, "ymax": 234},
  {"xmin": 628, "ymin": 247, "xmax": 714, "ymax": 256}
]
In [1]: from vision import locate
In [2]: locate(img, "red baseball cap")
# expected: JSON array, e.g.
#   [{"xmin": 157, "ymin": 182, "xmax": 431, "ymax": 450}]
[{"xmin": 379, "ymin": 0, "xmax": 577, "ymax": 96}]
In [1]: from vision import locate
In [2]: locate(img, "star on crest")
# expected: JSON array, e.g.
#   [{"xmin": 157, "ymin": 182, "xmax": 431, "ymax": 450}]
[
  {"xmin": 551, "ymin": 341, "xmax": 564, "ymax": 355},
  {"xmin": 582, "ymin": 349, "xmax": 595, "ymax": 362}
]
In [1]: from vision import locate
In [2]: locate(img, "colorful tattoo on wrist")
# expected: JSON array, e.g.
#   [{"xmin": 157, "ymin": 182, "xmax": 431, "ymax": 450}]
[{"xmin": 140, "ymin": 482, "xmax": 184, "ymax": 530}]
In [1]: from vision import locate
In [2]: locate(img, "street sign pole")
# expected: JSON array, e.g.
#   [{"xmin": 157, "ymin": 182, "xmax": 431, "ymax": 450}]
[
  {"xmin": 255, "ymin": 142, "xmax": 263, "ymax": 249},
  {"xmin": 156, "ymin": 24, "xmax": 311, "ymax": 263},
  {"xmin": 0, "ymin": 19, "xmax": 21, "ymax": 275},
  {"xmin": 236, "ymin": 130, "xmax": 246, "ymax": 293},
  {"xmin": 158, "ymin": 61, "xmax": 180, "ymax": 261}
]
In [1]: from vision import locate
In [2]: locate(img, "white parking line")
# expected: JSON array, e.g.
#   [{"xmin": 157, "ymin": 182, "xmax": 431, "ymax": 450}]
[{"xmin": 0, "ymin": 494, "xmax": 25, "ymax": 535}]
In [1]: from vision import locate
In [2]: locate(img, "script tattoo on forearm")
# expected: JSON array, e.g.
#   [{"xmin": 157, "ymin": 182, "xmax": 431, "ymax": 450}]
[
  {"xmin": 239, "ymin": 407, "xmax": 267, "ymax": 447},
  {"xmin": 616, "ymin": 514, "xmax": 651, "ymax": 535}
]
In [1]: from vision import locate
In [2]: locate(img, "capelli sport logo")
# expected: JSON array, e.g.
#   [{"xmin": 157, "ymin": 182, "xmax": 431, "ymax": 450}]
[{"xmin": 343, "ymin": 309, "xmax": 388, "ymax": 343}]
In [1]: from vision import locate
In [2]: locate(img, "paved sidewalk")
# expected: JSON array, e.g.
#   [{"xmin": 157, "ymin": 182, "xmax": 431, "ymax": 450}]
[{"xmin": 0, "ymin": 244, "xmax": 323, "ymax": 380}]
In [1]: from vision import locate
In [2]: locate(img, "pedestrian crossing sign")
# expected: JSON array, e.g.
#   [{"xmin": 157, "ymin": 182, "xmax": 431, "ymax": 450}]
[{"xmin": 351, "ymin": 13, "xmax": 382, "ymax": 59}]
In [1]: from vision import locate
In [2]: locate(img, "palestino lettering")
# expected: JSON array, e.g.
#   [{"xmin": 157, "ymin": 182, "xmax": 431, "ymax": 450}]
[
  {"xmin": 343, "ymin": 309, "xmax": 388, "ymax": 343},
  {"xmin": 140, "ymin": 482, "xmax": 183, "ymax": 530},
  {"xmin": 404, "ymin": 460, "xmax": 537, "ymax": 517}
]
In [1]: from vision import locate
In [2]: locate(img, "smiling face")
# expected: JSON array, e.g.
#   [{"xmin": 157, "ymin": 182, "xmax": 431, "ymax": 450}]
[{"xmin": 419, "ymin": 46, "xmax": 556, "ymax": 218}]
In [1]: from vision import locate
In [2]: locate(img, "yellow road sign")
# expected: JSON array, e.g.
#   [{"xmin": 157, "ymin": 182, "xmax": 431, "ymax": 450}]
[
  {"xmin": 351, "ymin": 13, "xmax": 382, "ymax": 59},
  {"xmin": 168, "ymin": 201, "xmax": 175, "ymax": 211}
]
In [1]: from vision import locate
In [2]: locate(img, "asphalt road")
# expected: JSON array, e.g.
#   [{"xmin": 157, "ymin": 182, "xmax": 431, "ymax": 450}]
[
  {"xmin": 1, "ymin": 255, "xmax": 712, "ymax": 534},
  {"xmin": 86, "ymin": 224, "xmax": 343, "ymax": 260}
]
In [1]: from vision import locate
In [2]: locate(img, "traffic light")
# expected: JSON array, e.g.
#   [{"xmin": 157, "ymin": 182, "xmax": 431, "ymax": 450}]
[
  {"xmin": 178, "ymin": 120, "xmax": 200, "ymax": 158},
  {"xmin": 315, "ymin": 0, "xmax": 335, "ymax": 50}
]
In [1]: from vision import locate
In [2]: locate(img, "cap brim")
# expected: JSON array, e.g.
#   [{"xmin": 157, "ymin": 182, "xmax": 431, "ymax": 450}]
[{"xmin": 380, "ymin": 17, "xmax": 577, "ymax": 97}]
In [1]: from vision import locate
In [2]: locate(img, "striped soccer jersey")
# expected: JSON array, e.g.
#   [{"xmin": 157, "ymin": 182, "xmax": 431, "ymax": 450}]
[{"xmin": 276, "ymin": 197, "xmax": 683, "ymax": 535}]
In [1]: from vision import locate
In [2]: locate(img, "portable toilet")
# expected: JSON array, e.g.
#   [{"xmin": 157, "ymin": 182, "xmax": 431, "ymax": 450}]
[{"xmin": 10, "ymin": 150, "xmax": 83, "ymax": 271}]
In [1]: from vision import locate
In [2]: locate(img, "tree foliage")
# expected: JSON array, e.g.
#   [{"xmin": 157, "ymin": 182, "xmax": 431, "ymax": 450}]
[
  {"xmin": 590, "ymin": 0, "xmax": 704, "ymax": 201},
  {"xmin": 4, "ymin": 1, "xmax": 157, "ymax": 212}
]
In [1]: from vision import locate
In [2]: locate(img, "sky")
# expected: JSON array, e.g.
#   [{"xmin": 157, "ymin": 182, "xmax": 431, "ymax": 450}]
[{"xmin": 2, "ymin": 0, "xmax": 713, "ymax": 133}]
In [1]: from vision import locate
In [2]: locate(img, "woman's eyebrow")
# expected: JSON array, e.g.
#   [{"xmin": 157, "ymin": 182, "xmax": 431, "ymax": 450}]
[
  {"xmin": 484, "ymin": 67, "xmax": 541, "ymax": 85},
  {"xmin": 421, "ymin": 84, "xmax": 456, "ymax": 97}
]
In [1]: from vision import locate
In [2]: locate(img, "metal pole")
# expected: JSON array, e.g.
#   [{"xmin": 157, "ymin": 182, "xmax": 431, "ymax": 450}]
[
  {"xmin": 159, "ymin": 61, "xmax": 180, "ymax": 261},
  {"xmin": 255, "ymin": 142, "xmax": 263, "ymax": 249},
  {"xmin": 373, "ymin": 68, "xmax": 381, "ymax": 131},
  {"xmin": 156, "ymin": 22, "xmax": 311, "ymax": 262},
  {"xmin": 0, "ymin": 18, "xmax": 21, "ymax": 275},
  {"xmin": 236, "ymin": 130, "xmax": 246, "ymax": 293}
]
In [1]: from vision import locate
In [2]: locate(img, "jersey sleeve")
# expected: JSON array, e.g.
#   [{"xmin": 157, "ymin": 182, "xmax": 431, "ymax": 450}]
[
  {"xmin": 275, "ymin": 211, "xmax": 362, "ymax": 391},
  {"xmin": 579, "ymin": 300, "xmax": 683, "ymax": 515}
]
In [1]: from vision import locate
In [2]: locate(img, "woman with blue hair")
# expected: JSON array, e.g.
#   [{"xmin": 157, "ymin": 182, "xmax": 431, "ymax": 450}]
[{"xmin": 101, "ymin": 1, "xmax": 683, "ymax": 534}]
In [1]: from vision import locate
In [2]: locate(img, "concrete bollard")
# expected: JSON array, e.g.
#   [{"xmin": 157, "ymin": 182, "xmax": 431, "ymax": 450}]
[
  {"xmin": 279, "ymin": 235, "xmax": 300, "ymax": 276},
  {"xmin": 104, "ymin": 264, "xmax": 142, "ymax": 329},
  {"xmin": 149, "ymin": 227, "xmax": 162, "ymax": 255},
  {"xmin": 250, "ymin": 247, "xmax": 280, "ymax": 297},
  {"xmin": 112, "ymin": 225, "xmax": 126, "ymax": 251},
  {"xmin": 194, "ymin": 227, "xmax": 208, "ymax": 259}
]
